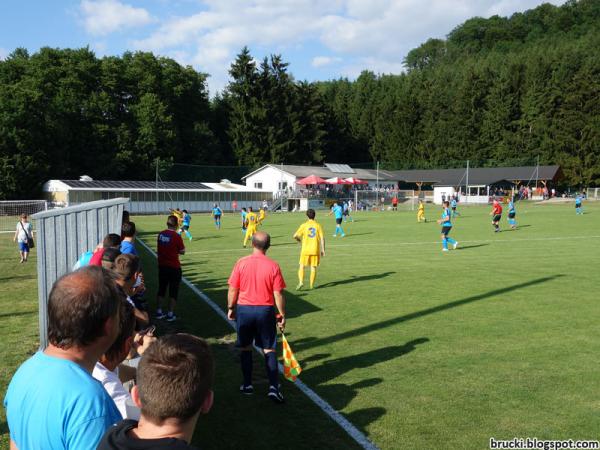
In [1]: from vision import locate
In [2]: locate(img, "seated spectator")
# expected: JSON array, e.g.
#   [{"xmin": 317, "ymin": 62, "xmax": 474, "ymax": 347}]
[
  {"xmin": 4, "ymin": 266, "xmax": 123, "ymax": 450},
  {"xmin": 98, "ymin": 334, "xmax": 214, "ymax": 450},
  {"xmin": 102, "ymin": 247, "xmax": 122, "ymax": 271},
  {"xmin": 87, "ymin": 233, "xmax": 122, "ymax": 267},
  {"xmin": 120, "ymin": 222, "xmax": 138, "ymax": 256},
  {"xmin": 113, "ymin": 254, "xmax": 149, "ymax": 327},
  {"xmin": 93, "ymin": 300, "xmax": 156, "ymax": 420}
]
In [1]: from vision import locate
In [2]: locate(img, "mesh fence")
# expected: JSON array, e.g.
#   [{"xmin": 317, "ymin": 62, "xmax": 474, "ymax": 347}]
[{"xmin": 0, "ymin": 200, "xmax": 47, "ymax": 232}]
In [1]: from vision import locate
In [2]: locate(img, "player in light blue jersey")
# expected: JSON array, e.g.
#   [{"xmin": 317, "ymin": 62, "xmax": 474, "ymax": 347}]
[
  {"xmin": 212, "ymin": 203, "xmax": 223, "ymax": 230},
  {"xmin": 507, "ymin": 199, "xmax": 517, "ymax": 229},
  {"xmin": 181, "ymin": 209, "xmax": 193, "ymax": 240},
  {"xmin": 437, "ymin": 201, "xmax": 458, "ymax": 252},
  {"xmin": 329, "ymin": 202, "xmax": 345, "ymax": 237},
  {"xmin": 450, "ymin": 198, "xmax": 460, "ymax": 218},
  {"xmin": 575, "ymin": 194, "xmax": 583, "ymax": 215},
  {"xmin": 342, "ymin": 201, "xmax": 353, "ymax": 222},
  {"xmin": 241, "ymin": 207, "xmax": 247, "ymax": 233}
]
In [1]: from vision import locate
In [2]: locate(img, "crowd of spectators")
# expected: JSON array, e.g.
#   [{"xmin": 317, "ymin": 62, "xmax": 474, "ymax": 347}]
[{"xmin": 4, "ymin": 212, "xmax": 213, "ymax": 450}]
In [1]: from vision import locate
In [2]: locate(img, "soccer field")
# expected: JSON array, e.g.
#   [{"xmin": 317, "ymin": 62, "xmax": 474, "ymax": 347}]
[
  {"xmin": 1, "ymin": 202, "xmax": 599, "ymax": 450},
  {"xmin": 131, "ymin": 202, "xmax": 600, "ymax": 449}
]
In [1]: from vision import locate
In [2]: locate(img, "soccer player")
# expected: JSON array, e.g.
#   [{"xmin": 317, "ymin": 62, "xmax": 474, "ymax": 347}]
[
  {"xmin": 490, "ymin": 199, "xmax": 502, "ymax": 232},
  {"xmin": 575, "ymin": 194, "xmax": 583, "ymax": 215},
  {"xmin": 258, "ymin": 207, "xmax": 266, "ymax": 226},
  {"xmin": 329, "ymin": 202, "xmax": 345, "ymax": 237},
  {"xmin": 342, "ymin": 201, "xmax": 353, "ymax": 222},
  {"xmin": 507, "ymin": 199, "xmax": 517, "ymax": 229},
  {"xmin": 241, "ymin": 207, "xmax": 248, "ymax": 233},
  {"xmin": 212, "ymin": 203, "xmax": 223, "ymax": 230},
  {"xmin": 170, "ymin": 208, "xmax": 184, "ymax": 232},
  {"xmin": 437, "ymin": 201, "xmax": 458, "ymax": 252},
  {"xmin": 417, "ymin": 200, "xmax": 426, "ymax": 223},
  {"xmin": 243, "ymin": 207, "xmax": 258, "ymax": 248},
  {"xmin": 293, "ymin": 209, "xmax": 325, "ymax": 290},
  {"xmin": 451, "ymin": 198, "xmax": 460, "ymax": 218},
  {"xmin": 181, "ymin": 209, "xmax": 193, "ymax": 240},
  {"xmin": 391, "ymin": 196, "xmax": 398, "ymax": 211}
]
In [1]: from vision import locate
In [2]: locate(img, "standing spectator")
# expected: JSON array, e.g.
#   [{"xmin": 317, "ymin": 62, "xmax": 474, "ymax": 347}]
[
  {"xmin": 120, "ymin": 222, "xmax": 138, "ymax": 256},
  {"xmin": 13, "ymin": 213, "xmax": 33, "ymax": 263},
  {"xmin": 97, "ymin": 334, "xmax": 214, "ymax": 450},
  {"xmin": 156, "ymin": 215, "xmax": 185, "ymax": 322},
  {"xmin": 227, "ymin": 231, "xmax": 286, "ymax": 403},
  {"xmin": 4, "ymin": 266, "xmax": 123, "ymax": 450}
]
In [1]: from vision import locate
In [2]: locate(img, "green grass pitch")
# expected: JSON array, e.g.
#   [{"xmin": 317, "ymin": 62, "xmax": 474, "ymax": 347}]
[{"xmin": 1, "ymin": 202, "xmax": 599, "ymax": 449}]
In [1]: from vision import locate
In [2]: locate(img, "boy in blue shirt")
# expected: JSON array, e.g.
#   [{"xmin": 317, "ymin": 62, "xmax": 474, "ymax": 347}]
[
  {"xmin": 120, "ymin": 221, "xmax": 138, "ymax": 256},
  {"xmin": 212, "ymin": 203, "xmax": 223, "ymax": 230},
  {"xmin": 437, "ymin": 201, "xmax": 458, "ymax": 252},
  {"xmin": 575, "ymin": 195, "xmax": 583, "ymax": 215},
  {"xmin": 241, "ymin": 207, "xmax": 247, "ymax": 233},
  {"xmin": 507, "ymin": 199, "xmax": 517, "ymax": 229},
  {"xmin": 329, "ymin": 202, "xmax": 345, "ymax": 237},
  {"xmin": 451, "ymin": 198, "xmax": 460, "ymax": 218}
]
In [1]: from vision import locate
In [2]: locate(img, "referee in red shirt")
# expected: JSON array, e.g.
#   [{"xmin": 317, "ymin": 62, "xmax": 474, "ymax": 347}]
[{"xmin": 227, "ymin": 231, "xmax": 286, "ymax": 403}]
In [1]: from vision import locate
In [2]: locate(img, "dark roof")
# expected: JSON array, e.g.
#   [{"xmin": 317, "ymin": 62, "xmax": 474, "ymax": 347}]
[{"xmin": 59, "ymin": 180, "xmax": 210, "ymax": 190}]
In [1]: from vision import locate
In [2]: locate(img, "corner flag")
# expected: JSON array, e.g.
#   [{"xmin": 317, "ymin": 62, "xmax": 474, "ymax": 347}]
[{"xmin": 281, "ymin": 333, "xmax": 302, "ymax": 382}]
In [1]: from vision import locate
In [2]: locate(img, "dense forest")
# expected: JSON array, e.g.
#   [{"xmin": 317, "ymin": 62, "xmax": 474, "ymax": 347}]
[{"xmin": 1, "ymin": 0, "xmax": 599, "ymax": 199}]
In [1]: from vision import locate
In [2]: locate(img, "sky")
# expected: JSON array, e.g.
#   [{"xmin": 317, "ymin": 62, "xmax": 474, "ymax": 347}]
[{"xmin": 0, "ymin": 0, "xmax": 565, "ymax": 95}]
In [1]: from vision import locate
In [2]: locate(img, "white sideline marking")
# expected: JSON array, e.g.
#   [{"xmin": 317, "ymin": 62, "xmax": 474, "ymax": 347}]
[
  {"xmin": 184, "ymin": 234, "xmax": 600, "ymax": 255},
  {"xmin": 136, "ymin": 238, "xmax": 380, "ymax": 450}
]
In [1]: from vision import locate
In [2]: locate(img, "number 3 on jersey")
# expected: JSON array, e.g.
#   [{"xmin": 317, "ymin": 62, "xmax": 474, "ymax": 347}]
[{"xmin": 308, "ymin": 227, "xmax": 316, "ymax": 238}]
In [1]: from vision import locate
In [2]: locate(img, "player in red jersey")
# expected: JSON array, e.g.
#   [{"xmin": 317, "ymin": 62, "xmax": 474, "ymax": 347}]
[{"xmin": 490, "ymin": 199, "xmax": 503, "ymax": 233}]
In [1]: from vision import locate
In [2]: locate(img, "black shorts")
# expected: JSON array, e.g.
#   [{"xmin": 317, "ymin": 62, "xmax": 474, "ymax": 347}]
[
  {"xmin": 158, "ymin": 266, "xmax": 182, "ymax": 299},
  {"xmin": 441, "ymin": 226, "xmax": 452, "ymax": 236},
  {"xmin": 236, "ymin": 305, "xmax": 276, "ymax": 350},
  {"xmin": 452, "ymin": 207, "xmax": 456, "ymax": 211},
  {"xmin": 214, "ymin": 214, "xmax": 221, "ymax": 220},
  {"xmin": 575, "ymin": 204, "xmax": 580, "ymax": 209},
  {"xmin": 508, "ymin": 212, "xmax": 516, "ymax": 219},
  {"xmin": 182, "ymin": 225, "xmax": 189, "ymax": 231},
  {"xmin": 493, "ymin": 214, "xmax": 502, "ymax": 222},
  {"xmin": 336, "ymin": 218, "xmax": 342, "ymax": 225},
  {"xmin": 343, "ymin": 210, "xmax": 349, "ymax": 216}
]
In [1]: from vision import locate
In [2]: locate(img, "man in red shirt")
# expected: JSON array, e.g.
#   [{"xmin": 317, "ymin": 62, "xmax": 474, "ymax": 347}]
[
  {"xmin": 490, "ymin": 199, "xmax": 503, "ymax": 233},
  {"xmin": 227, "ymin": 231, "xmax": 286, "ymax": 403},
  {"xmin": 156, "ymin": 215, "xmax": 185, "ymax": 322}
]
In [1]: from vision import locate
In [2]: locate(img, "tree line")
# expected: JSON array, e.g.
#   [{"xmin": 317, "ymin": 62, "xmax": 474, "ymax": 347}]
[{"xmin": 1, "ymin": 0, "xmax": 599, "ymax": 199}]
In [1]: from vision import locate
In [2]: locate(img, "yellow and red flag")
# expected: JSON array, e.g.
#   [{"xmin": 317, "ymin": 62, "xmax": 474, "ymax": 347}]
[{"xmin": 281, "ymin": 333, "xmax": 302, "ymax": 382}]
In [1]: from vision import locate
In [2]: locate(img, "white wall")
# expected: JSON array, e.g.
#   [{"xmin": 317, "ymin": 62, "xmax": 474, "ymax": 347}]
[
  {"xmin": 245, "ymin": 166, "xmax": 296, "ymax": 195},
  {"xmin": 433, "ymin": 187, "xmax": 456, "ymax": 205}
]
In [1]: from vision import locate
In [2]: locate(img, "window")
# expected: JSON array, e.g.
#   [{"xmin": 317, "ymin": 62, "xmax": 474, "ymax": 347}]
[
  {"xmin": 278, "ymin": 181, "xmax": 287, "ymax": 190},
  {"xmin": 254, "ymin": 182, "xmax": 263, "ymax": 189}
]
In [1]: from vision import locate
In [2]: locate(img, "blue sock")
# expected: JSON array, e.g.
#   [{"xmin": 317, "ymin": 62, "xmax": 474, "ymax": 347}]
[
  {"xmin": 264, "ymin": 351, "xmax": 279, "ymax": 388},
  {"xmin": 185, "ymin": 231, "xmax": 193, "ymax": 239},
  {"xmin": 241, "ymin": 351, "xmax": 252, "ymax": 387},
  {"xmin": 442, "ymin": 238, "xmax": 448, "ymax": 249},
  {"xmin": 335, "ymin": 226, "xmax": 340, "ymax": 235},
  {"xmin": 447, "ymin": 237, "xmax": 456, "ymax": 245}
]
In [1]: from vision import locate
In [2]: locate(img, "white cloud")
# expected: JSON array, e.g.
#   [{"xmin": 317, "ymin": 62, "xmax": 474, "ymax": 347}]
[
  {"xmin": 312, "ymin": 56, "xmax": 343, "ymax": 68},
  {"xmin": 128, "ymin": 0, "xmax": 565, "ymax": 93},
  {"xmin": 79, "ymin": 0, "xmax": 155, "ymax": 36}
]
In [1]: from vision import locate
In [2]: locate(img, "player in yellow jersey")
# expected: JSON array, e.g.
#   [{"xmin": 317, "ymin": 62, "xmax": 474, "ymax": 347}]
[
  {"xmin": 170, "ymin": 208, "xmax": 184, "ymax": 231},
  {"xmin": 257, "ymin": 207, "xmax": 266, "ymax": 226},
  {"xmin": 243, "ymin": 207, "xmax": 258, "ymax": 247},
  {"xmin": 417, "ymin": 200, "xmax": 426, "ymax": 223},
  {"xmin": 293, "ymin": 209, "xmax": 325, "ymax": 290}
]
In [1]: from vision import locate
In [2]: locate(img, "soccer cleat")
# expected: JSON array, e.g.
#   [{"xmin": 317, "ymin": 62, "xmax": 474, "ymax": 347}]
[
  {"xmin": 341, "ymin": 234, "xmax": 346, "ymax": 238},
  {"xmin": 166, "ymin": 313, "xmax": 177, "ymax": 322},
  {"xmin": 442, "ymin": 248, "xmax": 449, "ymax": 252},
  {"xmin": 296, "ymin": 283, "xmax": 303, "ymax": 290},
  {"xmin": 155, "ymin": 310, "xmax": 166, "ymax": 320},
  {"xmin": 453, "ymin": 242, "xmax": 458, "ymax": 250},
  {"xmin": 240, "ymin": 384, "xmax": 254, "ymax": 395},
  {"xmin": 332, "ymin": 234, "xmax": 337, "ymax": 237},
  {"xmin": 267, "ymin": 386, "xmax": 284, "ymax": 404}
]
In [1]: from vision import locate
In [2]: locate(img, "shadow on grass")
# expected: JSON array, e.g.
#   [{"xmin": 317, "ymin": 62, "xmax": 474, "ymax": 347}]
[
  {"xmin": 0, "ymin": 275, "xmax": 34, "ymax": 283},
  {"xmin": 0, "ymin": 310, "xmax": 36, "ymax": 319},
  {"xmin": 317, "ymin": 271, "xmax": 395, "ymax": 289},
  {"xmin": 456, "ymin": 243, "xmax": 489, "ymax": 250},
  {"xmin": 296, "ymin": 275, "xmax": 563, "ymax": 352}
]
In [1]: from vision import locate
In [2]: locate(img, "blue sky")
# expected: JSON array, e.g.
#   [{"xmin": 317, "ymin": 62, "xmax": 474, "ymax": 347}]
[{"xmin": 1, "ymin": 0, "xmax": 565, "ymax": 94}]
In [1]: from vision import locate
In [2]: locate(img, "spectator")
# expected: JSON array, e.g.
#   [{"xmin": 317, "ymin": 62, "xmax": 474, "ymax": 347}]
[
  {"xmin": 156, "ymin": 215, "xmax": 185, "ymax": 322},
  {"xmin": 227, "ymin": 231, "xmax": 286, "ymax": 403},
  {"xmin": 120, "ymin": 222, "xmax": 138, "ymax": 256},
  {"xmin": 13, "ymin": 213, "xmax": 33, "ymax": 263},
  {"xmin": 87, "ymin": 233, "xmax": 122, "ymax": 267},
  {"xmin": 4, "ymin": 266, "xmax": 123, "ymax": 450},
  {"xmin": 113, "ymin": 254, "xmax": 149, "ymax": 327},
  {"xmin": 97, "ymin": 334, "xmax": 214, "ymax": 450},
  {"xmin": 101, "ymin": 247, "xmax": 122, "ymax": 271},
  {"xmin": 93, "ymin": 300, "xmax": 156, "ymax": 421}
]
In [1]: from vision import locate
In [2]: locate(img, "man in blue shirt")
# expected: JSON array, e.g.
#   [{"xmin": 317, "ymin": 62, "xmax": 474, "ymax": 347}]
[
  {"xmin": 212, "ymin": 203, "xmax": 223, "ymax": 230},
  {"xmin": 508, "ymin": 199, "xmax": 517, "ymax": 229},
  {"xmin": 329, "ymin": 202, "xmax": 345, "ymax": 237},
  {"xmin": 450, "ymin": 198, "xmax": 460, "ymax": 218},
  {"xmin": 181, "ymin": 209, "xmax": 193, "ymax": 240},
  {"xmin": 4, "ymin": 266, "xmax": 123, "ymax": 450},
  {"xmin": 575, "ymin": 194, "xmax": 583, "ymax": 215},
  {"xmin": 120, "ymin": 221, "xmax": 138, "ymax": 256},
  {"xmin": 437, "ymin": 201, "xmax": 458, "ymax": 252}
]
